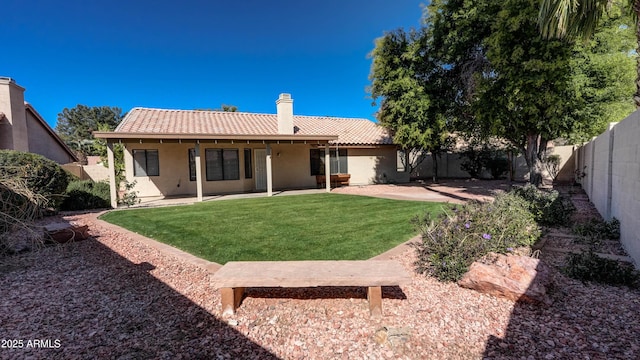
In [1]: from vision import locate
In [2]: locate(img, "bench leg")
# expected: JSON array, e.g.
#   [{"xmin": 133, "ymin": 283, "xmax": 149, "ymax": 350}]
[
  {"xmin": 367, "ymin": 286, "xmax": 382, "ymax": 318},
  {"xmin": 221, "ymin": 287, "xmax": 245, "ymax": 316}
]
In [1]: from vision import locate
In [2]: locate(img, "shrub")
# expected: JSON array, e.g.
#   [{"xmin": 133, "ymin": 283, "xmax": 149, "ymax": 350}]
[
  {"xmin": 60, "ymin": 180, "xmax": 111, "ymax": 211},
  {"xmin": 573, "ymin": 218, "xmax": 620, "ymax": 240},
  {"xmin": 512, "ymin": 184, "xmax": 574, "ymax": 226},
  {"xmin": 118, "ymin": 180, "xmax": 140, "ymax": 207},
  {"xmin": 564, "ymin": 251, "xmax": 639, "ymax": 287},
  {"xmin": 414, "ymin": 192, "xmax": 541, "ymax": 282},
  {"xmin": 486, "ymin": 155, "xmax": 509, "ymax": 179},
  {"xmin": 460, "ymin": 145, "xmax": 491, "ymax": 179},
  {"xmin": 543, "ymin": 154, "xmax": 561, "ymax": 181},
  {"xmin": 0, "ymin": 150, "xmax": 69, "ymax": 208}
]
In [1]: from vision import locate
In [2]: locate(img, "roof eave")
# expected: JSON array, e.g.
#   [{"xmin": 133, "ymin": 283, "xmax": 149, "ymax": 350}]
[{"xmin": 93, "ymin": 131, "xmax": 338, "ymax": 143}]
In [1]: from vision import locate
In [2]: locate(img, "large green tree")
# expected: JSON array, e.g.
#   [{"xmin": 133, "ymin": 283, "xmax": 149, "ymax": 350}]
[
  {"xmin": 369, "ymin": 29, "xmax": 453, "ymax": 181},
  {"xmin": 55, "ymin": 105, "xmax": 124, "ymax": 157},
  {"xmin": 566, "ymin": 11, "xmax": 636, "ymax": 142},
  {"xmin": 538, "ymin": 0, "xmax": 640, "ymax": 106},
  {"xmin": 405, "ymin": 0, "xmax": 633, "ymax": 185}
]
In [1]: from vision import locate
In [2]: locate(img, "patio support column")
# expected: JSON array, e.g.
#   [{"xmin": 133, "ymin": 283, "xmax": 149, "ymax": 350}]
[
  {"xmin": 107, "ymin": 141, "xmax": 118, "ymax": 208},
  {"xmin": 195, "ymin": 142, "xmax": 203, "ymax": 202},
  {"xmin": 266, "ymin": 143, "xmax": 273, "ymax": 196},
  {"xmin": 324, "ymin": 144, "xmax": 331, "ymax": 193}
]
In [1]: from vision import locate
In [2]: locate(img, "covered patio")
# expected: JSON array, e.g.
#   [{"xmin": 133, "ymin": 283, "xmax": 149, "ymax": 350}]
[{"xmin": 92, "ymin": 132, "xmax": 338, "ymax": 208}]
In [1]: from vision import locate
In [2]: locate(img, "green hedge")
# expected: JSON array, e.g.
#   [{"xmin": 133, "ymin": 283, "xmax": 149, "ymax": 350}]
[{"xmin": 61, "ymin": 180, "xmax": 111, "ymax": 211}]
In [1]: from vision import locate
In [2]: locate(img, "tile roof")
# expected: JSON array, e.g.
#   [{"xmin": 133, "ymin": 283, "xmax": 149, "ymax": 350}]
[{"xmin": 115, "ymin": 108, "xmax": 394, "ymax": 146}]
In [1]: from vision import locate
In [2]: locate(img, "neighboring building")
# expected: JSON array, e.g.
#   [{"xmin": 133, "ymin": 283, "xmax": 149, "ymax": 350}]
[
  {"xmin": 0, "ymin": 77, "xmax": 77, "ymax": 164},
  {"xmin": 94, "ymin": 93, "xmax": 408, "ymax": 207}
]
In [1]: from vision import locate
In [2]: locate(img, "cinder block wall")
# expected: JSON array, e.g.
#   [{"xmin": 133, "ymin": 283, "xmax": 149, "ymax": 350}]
[
  {"xmin": 413, "ymin": 147, "xmax": 573, "ymax": 182},
  {"xmin": 579, "ymin": 111, "xmax": 640, "ymax": 267}
]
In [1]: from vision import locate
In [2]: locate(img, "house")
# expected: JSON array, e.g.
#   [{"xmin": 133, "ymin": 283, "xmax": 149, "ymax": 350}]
[
  {"xmin": 94, "ymin": 94, "xmax": 408, "ymax": 207},
  {"xmin": 0, "ymin": 77, "xmax": 77, "ymax": 164}
]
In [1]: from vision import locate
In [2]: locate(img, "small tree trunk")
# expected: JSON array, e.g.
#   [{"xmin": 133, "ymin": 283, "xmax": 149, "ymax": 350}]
[
  {"xmin": 507, "ymin": 150, "xmax": 514, "ymax": 182},
  {"xmin": 525, "ymin": 133, "xmax": 544, "ymax": 186},
  {"xmin": 432, "ymin": 152, "xmax": 439, "ymax": 183}
]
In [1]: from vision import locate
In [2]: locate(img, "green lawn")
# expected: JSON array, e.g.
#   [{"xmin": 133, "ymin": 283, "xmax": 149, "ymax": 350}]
[{"xmin": 100, "ymin": 193, "xmax": 446, "ymax": 264}]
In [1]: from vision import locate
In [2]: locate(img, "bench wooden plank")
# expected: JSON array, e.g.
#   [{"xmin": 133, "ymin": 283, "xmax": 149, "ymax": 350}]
[
  {"xmin": 211, "ymin": 260, "xmax": 411, "ymax": 288},
  {"xmin": 211, "ymin": 260, "xmax": 411, "ymax": 317},
  {"xmin": 367, "ymin": 286, "xmax": 382, "ymax": 317}
]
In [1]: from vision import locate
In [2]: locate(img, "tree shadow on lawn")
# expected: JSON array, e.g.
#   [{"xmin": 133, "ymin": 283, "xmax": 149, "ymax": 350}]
[
  {"xmin": 482, "ymin": 260, "xmax": 640, "ymax": 359},
  {"xmin": 0, "ymin": 225, "xmax": 278, "ymax": 359}
]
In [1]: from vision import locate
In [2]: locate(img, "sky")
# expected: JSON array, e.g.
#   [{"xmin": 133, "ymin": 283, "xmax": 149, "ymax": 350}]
[{"xmin": 2, "ymin": 0, "xmax": 425, "ymax": 128}]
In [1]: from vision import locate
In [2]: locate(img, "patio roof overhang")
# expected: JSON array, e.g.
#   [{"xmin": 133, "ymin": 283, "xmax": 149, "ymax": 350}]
[{"xmin": 93, "ymin": 131, "xmax": 338, "ymax": 144}]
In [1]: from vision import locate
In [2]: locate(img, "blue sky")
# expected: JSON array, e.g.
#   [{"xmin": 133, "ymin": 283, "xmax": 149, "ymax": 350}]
[{"xmin": 2, "ymin": 0, "xmax": 425, "ymax": 128}]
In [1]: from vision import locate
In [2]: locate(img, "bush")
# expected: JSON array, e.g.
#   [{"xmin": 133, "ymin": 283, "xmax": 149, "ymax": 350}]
[
  {"xmin": 460, "ymin": 145, "xmax": 491, "ymax": 179},
  {"xmin": 60, "ymin": 180, "xmax": 111, "ymax": 211},
  {"xmin": 0, "ymin": 150, "xmax": 69, "ymax": 208},
  {"xmin": 573, "ymin": 217, "xmax": 620, "ymax": 240},
  {"xmin": 512, "ymin": 184, "xmax": 574, "ymax": 226},
  {"xmin": 460, "ymin": 143, "xmax": 510, "ymax": 179},
  {"xmin": 486, "ymin": 155, "xmax": 509, "ymax": 179},
  {"xmin": 543, "ymin": 154, "xmax": 561, "ymax": 181},
  {"xmin": 118, "ymin": 180, "xmax": 140, "ymax": 207},
  {"xmin": 564, "ymin": 251, "xmax": 639, "ymax": 287},
  {"xmin": 414, "ymin": 192, "xmax": 541, "ymax": 282}
]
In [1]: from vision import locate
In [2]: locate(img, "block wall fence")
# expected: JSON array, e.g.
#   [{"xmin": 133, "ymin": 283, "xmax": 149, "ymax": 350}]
[{"xmin": 577, "ymin": 110, "xmax": 640, "ymax": 267}]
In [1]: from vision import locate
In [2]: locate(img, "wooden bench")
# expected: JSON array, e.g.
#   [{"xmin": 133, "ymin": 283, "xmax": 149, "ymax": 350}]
[
  {"xmin": 315, "ymin": 174, "xmax": 351, "ymax": 187},
  {"xmin": 210, "ymin": 260, "xmax": 411, "ymax": 317}
]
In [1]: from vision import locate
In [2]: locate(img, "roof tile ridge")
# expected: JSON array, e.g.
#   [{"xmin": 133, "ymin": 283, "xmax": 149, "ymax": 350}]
[
  {"xmin": 293, "ymin": 114, "xmax": 372, "ymax": 121},
  {"xmin": 133, "ymin": 108, "xmax": 279, "ymax": 117}
]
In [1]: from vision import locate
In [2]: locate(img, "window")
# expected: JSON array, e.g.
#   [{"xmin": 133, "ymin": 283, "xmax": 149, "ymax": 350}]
[
  {"xmin": 244, "ymin": 148, "xmax": 252, "ymax": 179},
  {"xmin": 188, "ymin": 149, "xmax": 196, "ymax": 181},
  {"xmin": 310, "ymin": 149, "xmax": 348, "ymax": 175},
  {"xmin": 133, "ymin": 149, "xmax": 159, "ymax": 176},
  {"xmin": 205, "ymin": 148, "xmax": 239, "ymax": 181}
]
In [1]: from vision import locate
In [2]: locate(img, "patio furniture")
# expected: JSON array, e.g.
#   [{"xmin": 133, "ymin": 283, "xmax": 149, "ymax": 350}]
[
  {"xmin": 210, "ymin": 260, "xmax": 411, "ymax": 317},
  {"xmin": 315, "ymin": 173, "xmax": 351, "ymax": 187}
]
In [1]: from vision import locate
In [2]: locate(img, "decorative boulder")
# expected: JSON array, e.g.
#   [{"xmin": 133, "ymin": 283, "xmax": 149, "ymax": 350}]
[
  {"xmin": 458, "ymin": 253, "xmax": 553, "ymax": 305},
  {"xmin": 44, "ymin": 224, "xmax": 90, "ymax": 244}
]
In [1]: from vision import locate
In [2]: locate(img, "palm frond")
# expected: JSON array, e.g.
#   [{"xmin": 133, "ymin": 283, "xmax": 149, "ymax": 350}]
[{"xmin": 539, "ymin": 0, "xmax": 614, "ymax": 39}]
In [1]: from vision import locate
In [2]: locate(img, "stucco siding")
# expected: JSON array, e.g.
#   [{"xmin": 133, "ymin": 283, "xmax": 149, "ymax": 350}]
[
  {"xmin": 125, "ymin": 142, "xmax": 259, "ymax": 198},
  {"xmin": 25, "ymin": 110, "xmax": 75, "ymax": 164},
  {"xmin": 270, "ymin": 144, "xmax": 317, "ymax": 189},
  {"xmin": 0, "ymin": 80, "xmax": 29, "ymax": 151},
  {"xmin": 123, "ymin": 143, "xmax": 407, "ymax": 197},
  {"xmin": 347, "ymin": 147, "xmax": 408, "ymax": 185},
  {"xmin": 552, "ymin": 145, "xmax": 576, "ymax": 183}
]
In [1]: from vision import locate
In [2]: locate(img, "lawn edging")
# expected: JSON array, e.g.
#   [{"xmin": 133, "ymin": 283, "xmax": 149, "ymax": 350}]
[{"xmin": 95, "ymin": 210, "xmax": 222, "ymax": 273}]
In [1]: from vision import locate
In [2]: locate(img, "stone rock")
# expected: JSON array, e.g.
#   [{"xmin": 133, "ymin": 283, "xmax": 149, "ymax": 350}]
[
  {"xmin": 374, "ymin": 326, "xmax": 412, "ymax": 352},
  {"xmin": 45, "ymin": 224, "xmax": 90, "ymax": 244},
  {"xmin": 458, "ymin": 253, "xmax": 553, "ymax": 305}
]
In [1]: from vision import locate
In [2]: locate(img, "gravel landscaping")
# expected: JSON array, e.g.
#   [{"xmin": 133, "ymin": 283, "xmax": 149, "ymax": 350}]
[{"xmin": 1, "ymin": 184, "xmax": 639, "ymax": 359}]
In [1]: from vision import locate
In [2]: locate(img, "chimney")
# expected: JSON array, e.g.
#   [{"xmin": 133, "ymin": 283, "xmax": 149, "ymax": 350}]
[
  {"xmin": 0, "ymin": 77, "xmax": 28, "ymax": 151},
  {"xmin": 276, "ymin": 93, "xmax": 294, "ymax": 134}
]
